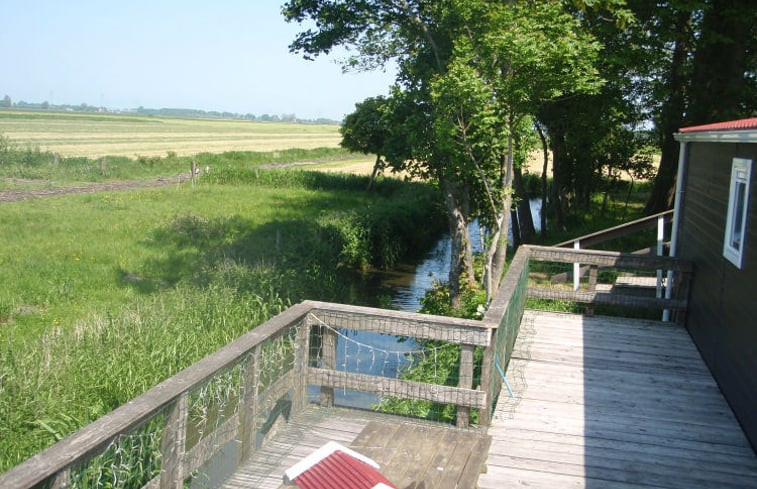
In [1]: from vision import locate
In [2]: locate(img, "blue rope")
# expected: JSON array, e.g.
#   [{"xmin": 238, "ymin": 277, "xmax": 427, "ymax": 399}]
[{"xmin": 494, "ymin": 354, "xmax": 514, "ymax": 398}]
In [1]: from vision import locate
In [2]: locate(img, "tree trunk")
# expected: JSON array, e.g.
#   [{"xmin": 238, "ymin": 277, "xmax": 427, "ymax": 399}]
[
  {"xmin": 550, "ymin": 129, "xmax": 568, "ymax": 231},
  {"xmin": 366, "ymin": 155, "xmax": 382, "ymax": 191},
  {"xmin": 489, "ymin": 128, "xmax": 515, "ymax": 297},
  {"xmin": 535, "ymin": 122, "xmax": 549, "ymax": 237},
  {"xmin": 510, "ymin": 209, "xmax": 521, "ymax": 248},
  {"xmin": 461, "ymin": 184, "xmax": 476, "ymax": 287},
  {"xmin": 645, "ymin": 9, "xmax": 692, "ymax": 214},
  {"xmin": 442, "ymin": 177, "xmax": 469, "ymax": 309},
  {"xmin": 513, "ymin": 165, "xmax": 535, "ymax": 243}
]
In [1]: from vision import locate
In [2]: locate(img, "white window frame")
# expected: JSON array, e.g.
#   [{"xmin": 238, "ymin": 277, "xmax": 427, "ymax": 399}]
[{"xmin": 723, "ymin": 158, "xmax": 752, "ymax": 269}]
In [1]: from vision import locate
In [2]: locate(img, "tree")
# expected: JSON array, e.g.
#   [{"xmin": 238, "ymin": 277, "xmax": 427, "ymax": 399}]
[
  {"xmin": 0, "ymin": 95, "xmax": 10, "ymax": 108},
  {"xmin": 340, "ymin": 96, "xmax": 391, "ymax": 191},
  {"xmin": 284, "ymin": 0, "xmax": 603, "ymax": 304},
  {"xmin": 641, "ymin": 0, "xmax": 756, "ymax": 214}
]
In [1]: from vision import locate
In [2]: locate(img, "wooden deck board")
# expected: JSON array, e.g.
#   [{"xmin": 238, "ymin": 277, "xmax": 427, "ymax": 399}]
[
  {"xmin": 223, "ymin": 309, "xmax": 756, "ymax": 489},
  {"xmin": 480, "ymin": 309, "xmax": 757, "ymax": 489},
  {"xmin": 223, "ymin": 407, "xmax": 488, "ymax": 489}
]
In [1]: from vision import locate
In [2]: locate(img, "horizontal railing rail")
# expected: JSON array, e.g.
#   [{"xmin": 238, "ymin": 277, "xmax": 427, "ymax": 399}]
[
  {"xmin": 524, "ymin": 245, "xmax": 692, "ymax": 319},
  {"xmin": 554, "ymin": 209, "xmax": 674, "ymax": 249}
]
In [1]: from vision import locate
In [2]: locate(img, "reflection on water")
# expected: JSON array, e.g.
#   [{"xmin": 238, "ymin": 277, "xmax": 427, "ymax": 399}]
[{"xmin": 367, "ymin": 198, "xmax": 541, "ymax": 312}]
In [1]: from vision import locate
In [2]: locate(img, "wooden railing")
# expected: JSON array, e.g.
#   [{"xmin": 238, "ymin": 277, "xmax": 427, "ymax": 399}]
[
  {"xmin": 554, "ymin": 210, "xmax": 674, "ymax": 292},
  {"xmin": 524, "ymin": 245, "xmax": 692, "ymax": 321},
  {"xmin": 0, "ymin": 244, "xmax": 692, "ymax": 489},
  {"xmin": 0, "ymin": 302, "xmax": 495, "ymax": 489}
]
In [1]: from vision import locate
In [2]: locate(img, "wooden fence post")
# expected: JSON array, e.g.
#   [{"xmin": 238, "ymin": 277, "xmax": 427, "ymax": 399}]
[
  {"xmin": 478, "ymin": 340, "xmax": 494, "ymax": 427},
  {"xmin": 586, "ymin": 265, "xmax": 598, "ymax": 315},
  {"xmin": 238, "ymin": 346, "xmax": 260, "ymax": 464},
  {"xmin": 51, "ymin": 468, "xmax": 70, "ymax": 489},
  {"xmin": 100, "ymin": 157, "xmax": 106, "ymax": 176},
  {"xmin": 293, "ymin": 320, "xmax": 310, "ymax": 413},
  {"xmin": 160, "ymin": 393, "xmax": 188, "ymax": 489},
  {"xmin": 457, "ymin": 344, "xmax": 474, "ymax": 428},
  {"xmin": 320, "ymin": 326, "xmax": 337, "ymax": 407},
  {"xmin": 573, "ymin": 240, "xmax": 581, "ymax": 291}
]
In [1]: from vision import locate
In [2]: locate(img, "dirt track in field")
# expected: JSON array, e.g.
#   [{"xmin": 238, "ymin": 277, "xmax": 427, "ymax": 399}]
[{"xmin": 0, "ymin": 158, "xmax": 376, "ymax": 203}]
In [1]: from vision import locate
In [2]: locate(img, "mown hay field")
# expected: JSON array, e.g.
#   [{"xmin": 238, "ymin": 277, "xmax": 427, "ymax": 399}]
[{"xmin": 0, "ymin": 110, "xmax": 341, "ymax": 158}]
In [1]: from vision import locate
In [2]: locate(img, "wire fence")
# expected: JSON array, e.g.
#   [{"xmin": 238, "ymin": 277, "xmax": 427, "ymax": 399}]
[{"xmin": 305, "ymin": 307, "xmax": 489, "ymax": 429}]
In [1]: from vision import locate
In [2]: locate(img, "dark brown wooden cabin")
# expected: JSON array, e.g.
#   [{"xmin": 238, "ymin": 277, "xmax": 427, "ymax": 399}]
[{"xmin": 673, "ymin": 118, "xmax": 757, "ymax": 449}]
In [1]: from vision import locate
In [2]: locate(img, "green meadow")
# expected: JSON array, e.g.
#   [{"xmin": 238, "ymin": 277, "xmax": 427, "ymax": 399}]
[{"xmin": 0, "ymin": 146, "xmax": 445, "ymax": 471}]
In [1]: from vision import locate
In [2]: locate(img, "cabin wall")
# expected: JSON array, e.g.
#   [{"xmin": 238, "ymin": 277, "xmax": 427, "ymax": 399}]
[{"xmin": 677, "ymin": 141, "xmax": 757, "ymax": 450}]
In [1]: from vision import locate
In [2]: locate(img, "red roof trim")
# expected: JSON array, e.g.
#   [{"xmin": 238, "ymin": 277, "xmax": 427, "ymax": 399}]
[
  {"xmin": 679, "ymin": 117, "xmax": 757, "ymax": 133},
  {"xmin": 294, "ymin": 451, "xmax": 397, "ymax": 489}
]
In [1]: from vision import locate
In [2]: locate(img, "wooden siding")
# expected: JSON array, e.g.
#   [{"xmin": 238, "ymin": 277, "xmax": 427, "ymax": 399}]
[
  {"xmin": 479, "ymin": 310, "xmax": 757, "ymax": 489},
  {"xmin": 677, "ymin": 141, "xmax": 757, "ymax": 449}
]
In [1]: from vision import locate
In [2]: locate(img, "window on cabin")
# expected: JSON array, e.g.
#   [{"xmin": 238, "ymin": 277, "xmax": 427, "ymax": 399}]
[{"xmin": 723, "ymin": 158, "xmax": 752, "ymax": 269}]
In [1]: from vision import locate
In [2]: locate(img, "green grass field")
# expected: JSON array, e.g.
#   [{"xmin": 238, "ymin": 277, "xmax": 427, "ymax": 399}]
[
  {"xmin": 0, "ymin": 110, "xmax": 342, "ymax": 157},
  {"xmin": 0, "ymin": 164, "xmax": 445, "ymax": 472}
]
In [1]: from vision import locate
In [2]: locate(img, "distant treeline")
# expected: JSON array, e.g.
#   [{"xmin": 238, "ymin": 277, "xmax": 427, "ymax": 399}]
[{"xmin": 0, "ymin": 95, "xmax": 340, "ymax": 124}]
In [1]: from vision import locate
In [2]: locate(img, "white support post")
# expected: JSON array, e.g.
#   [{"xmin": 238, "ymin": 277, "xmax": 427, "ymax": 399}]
[
  {"xmin": 656, "ymin": 215, "xmax": 664, "ymax": 299},
  {"xmin": 573, "ymin": 240, "xmax": 580, "ymax": 291}
]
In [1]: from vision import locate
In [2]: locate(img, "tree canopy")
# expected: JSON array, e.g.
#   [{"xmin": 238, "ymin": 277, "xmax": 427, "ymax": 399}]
[{"xmin": 285, "ymin": 0, "xmax": 604, "ymax": 305}]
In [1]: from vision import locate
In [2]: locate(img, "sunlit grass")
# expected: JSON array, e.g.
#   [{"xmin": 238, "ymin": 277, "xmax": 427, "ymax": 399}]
[{"xmin": 0, "ymin": 110, "xmax": 341, "ymax": 157}]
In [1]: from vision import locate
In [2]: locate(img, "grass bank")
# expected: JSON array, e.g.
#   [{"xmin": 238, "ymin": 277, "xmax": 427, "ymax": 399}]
[{"xmin": 0, "ymin": 168, "xmax": 445, "ymax": 472}]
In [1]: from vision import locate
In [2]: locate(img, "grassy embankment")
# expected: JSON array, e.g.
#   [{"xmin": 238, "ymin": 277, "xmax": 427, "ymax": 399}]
[{"xmin": 0, "ymin": 144, "xmax": 445, "ymax": 472}]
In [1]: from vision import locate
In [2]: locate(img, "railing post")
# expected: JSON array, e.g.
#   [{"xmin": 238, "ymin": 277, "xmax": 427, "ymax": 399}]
[
  {"xmin": 319, "ymin": 325, "xmax": 337, "ymax": 407},
  {"xmin": 51, "ymin": 468, "xmax": 71, "ymax": 489},
  {"xmin": 160, "ymin": 393, "xmax": 188, "ymax": 489},
  {"xmin": 238, "ymin": 345, "xmax": 260, "ymax": 464},
  {"xmin": 586, "ymin": 265, "xmax": 598, "ymax": 315},
  {"xmin": 479, "ymin": 339, "xmax": 495, "ymax": 427},
  {"xmin": 293, "ymin": 319, "xmax": 310, "ymax": 413},
  {"xmin": 457, "ymin": 344, "xmax": 474, "ymax": 428},
  {"xmin": 656, "ymin": 215, "xmax": 665, "ymax": 299},
  {"xmin": 573, "ymin": 240, "xmax": 580, "ymax": 291}
]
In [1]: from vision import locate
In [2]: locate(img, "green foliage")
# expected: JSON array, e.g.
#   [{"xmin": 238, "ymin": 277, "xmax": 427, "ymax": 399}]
[{"xmin": 418, "ymin": 281, "xmax": 486, "ymax": 320}]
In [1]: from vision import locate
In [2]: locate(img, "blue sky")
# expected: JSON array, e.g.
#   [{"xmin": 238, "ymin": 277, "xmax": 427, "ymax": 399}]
[{"xmin": 1, "ymin": 1, "xmax": 397, "ymax": 120}]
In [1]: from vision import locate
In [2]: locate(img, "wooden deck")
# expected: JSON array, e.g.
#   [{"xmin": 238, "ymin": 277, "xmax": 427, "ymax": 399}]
[
  {"xmin": 223, "ymin": 407, "xmax": 489, "ymax": 489},
  {"xmin": 479, "ymin": 309, "xmax": 757, "ymax": 488},
  {"xmin": 223, "ymin": 309, "xmax": 757, "ymax": 489}
]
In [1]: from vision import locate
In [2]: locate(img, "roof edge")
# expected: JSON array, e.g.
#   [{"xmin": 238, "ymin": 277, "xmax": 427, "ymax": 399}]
[{"xmin": 674, "ymin": 129, "xmax": 757, "ymax": 143}]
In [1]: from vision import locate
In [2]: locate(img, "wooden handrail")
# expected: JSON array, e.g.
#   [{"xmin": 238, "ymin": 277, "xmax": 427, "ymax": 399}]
[
  {"xmin": 554, "ymin": 209, "xmax": 674, "ymax": 249},
  {"xmin": 0, "ymin": 302, "xmax": 497, "ymax": 489},
  {"xmin": 528, "ymin": 245, "xmax": 692, "ymax": 272}
]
